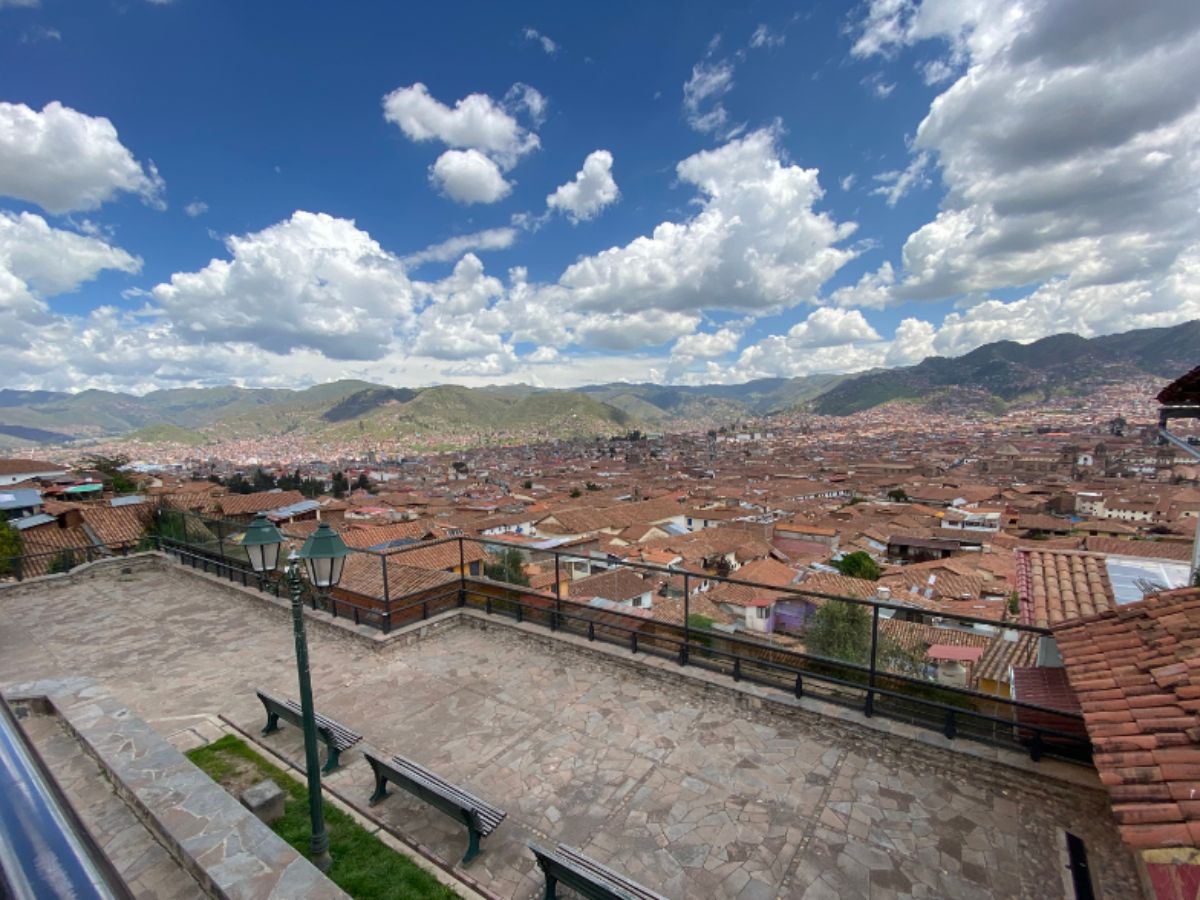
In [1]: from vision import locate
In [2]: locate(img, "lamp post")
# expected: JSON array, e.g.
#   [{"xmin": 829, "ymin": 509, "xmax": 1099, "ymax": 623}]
[{"xmin": 242, "ymin": 514, "xmax": 348, "ymax": 873}]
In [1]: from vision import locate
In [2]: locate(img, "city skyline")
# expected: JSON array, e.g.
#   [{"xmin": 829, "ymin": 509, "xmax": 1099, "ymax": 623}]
[{"xmin": 3, "ymin": 0, "xmax": 1199, "ymax": 394}]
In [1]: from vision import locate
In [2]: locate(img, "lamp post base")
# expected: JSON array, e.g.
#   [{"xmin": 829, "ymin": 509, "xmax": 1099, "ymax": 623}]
[{"xmin": 310, "ymin": 834, "xmax": 332, "ymax": 873}]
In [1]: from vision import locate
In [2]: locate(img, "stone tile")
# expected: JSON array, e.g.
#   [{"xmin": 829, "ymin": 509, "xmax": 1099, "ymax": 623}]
[{"xmin": 1, "ymin": 565, "xmax": 1149, "ymax": 899}]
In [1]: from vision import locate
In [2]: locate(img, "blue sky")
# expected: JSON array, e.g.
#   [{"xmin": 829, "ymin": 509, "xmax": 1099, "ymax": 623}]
[{"xmin": 2, "ymin": 0, "xmax": 1198, "ymax": 392}]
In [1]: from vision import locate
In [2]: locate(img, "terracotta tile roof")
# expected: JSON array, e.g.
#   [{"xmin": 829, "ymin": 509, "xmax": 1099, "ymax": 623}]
[
  {"xmin": 0, "ymin": 458, "xmax": 63, "ymax": 476},
  {"xmin": 383, "ymin": 539, "xmax": 487, "ymax": 571},
  {"xmin": 1085, "ymin": 537, "xmax": 1193, "ymax": 563},
  {"xmin": 217, "ymin": 490, "xmax": 307, "ymax": 517},
  {"xmin": 735, "ymin": 557, "xmax": 799, "ymax": 588},
  {"xmin": 1054, "ymin": 588, "xmax": 1200, "ymax": 849},
  {"xmin": 572, "ymin": 568, "xmax": 652, "ymax": 603},
  {"xmin": 81, "ymin": 504, "xmax": 153, "ymax": 546},
  {"xmin": 339, "ymin": 520, "xmax": 434, "ymax": 549},
  {"xmin": 337, "ymin": 553, "xmax": 458, "ymax": 601},
  {"xmin": 879, "ymin": 618, "xmax": 990, "ymax": 657},
  {"xmin": 798, "ymin": 572, "xmax": 879, "ymax": 600},
  {"xmin": 1017, "ymin": 549, "xmax": 1116, "ymax": 628},
  {"xmin": 974, "ymin": 632, "xmax": 1038, "ymax": 684}
]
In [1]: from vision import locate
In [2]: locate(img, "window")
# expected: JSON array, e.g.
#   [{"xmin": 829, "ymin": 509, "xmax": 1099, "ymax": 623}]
[{"xmin": 755, "ymin": 606, "xmax": 769, "ymax": 619}]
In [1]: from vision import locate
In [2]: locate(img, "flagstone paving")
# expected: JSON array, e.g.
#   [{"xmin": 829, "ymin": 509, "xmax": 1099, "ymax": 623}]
[{"xmin": 0, "ymin": 561, "xmax": 1145, "ymax": 898}]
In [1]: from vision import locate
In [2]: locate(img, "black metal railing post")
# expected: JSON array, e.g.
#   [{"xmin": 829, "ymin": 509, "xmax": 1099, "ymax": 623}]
[
  {"xmin": 865, "ymin": 604, "xmax": 880, "ymax": 717},
  {"xmin": 554, "ymin": 554, "xmax": 561, "ymax": 600},
  {"xmin": 380, "ymin": 554, "xmax": 390, "ymax": 609},
  {"xmin": 680, "ymin": 572, "xmax": 691, "ymax": 666},
  {"xmin": 216, "ymin": 518, "xmax": 226, "ymax": 563},
  {"xmin": 458, "ymin": 537, "xmax": 467, "ymax": 607}
]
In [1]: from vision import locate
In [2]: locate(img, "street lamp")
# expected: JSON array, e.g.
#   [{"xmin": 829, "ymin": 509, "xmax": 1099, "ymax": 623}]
[{"xmin": 243, "ymin": 515, "xmax": 348, "ymax": 873}]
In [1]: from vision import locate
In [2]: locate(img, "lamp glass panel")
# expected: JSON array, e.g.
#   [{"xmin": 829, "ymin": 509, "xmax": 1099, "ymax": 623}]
[{"xmin": 305, "ymin": 555, "xmax": 334, "ymax": 588}]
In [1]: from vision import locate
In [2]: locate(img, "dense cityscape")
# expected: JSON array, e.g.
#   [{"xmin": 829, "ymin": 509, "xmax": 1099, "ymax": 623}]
[{"xmin": 5, "ymin": 0, "xmax": 1200, "ymax": 896}]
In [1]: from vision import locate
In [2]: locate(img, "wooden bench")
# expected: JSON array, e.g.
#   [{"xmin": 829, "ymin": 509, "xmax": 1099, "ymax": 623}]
[
  {"xmin": 364, "ymin": 748, "xmax": 506, "ymax": 864},
  {"xmin": 256, "ymin": 688, "xmax": 362, "ymax": 774},
  {"xmin": 529, "ymin": 842, "xmax": 667, "ymax": 900}
]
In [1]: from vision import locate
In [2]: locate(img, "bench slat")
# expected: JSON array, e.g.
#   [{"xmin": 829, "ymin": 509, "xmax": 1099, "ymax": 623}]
[
  {"xmin": 365, "ymin": 749, "xmax": 507, "ymax": 864},
  {"xmin": 531, "ymin": 842, "xmax": 667, "ymax": 900},
  {"xmin": 283, "ymin": 699, "xmax": 361, "ymax": 749},
  {"xmin": 389, "ymin": 755, "xmax": 501, "ymax": 817}
]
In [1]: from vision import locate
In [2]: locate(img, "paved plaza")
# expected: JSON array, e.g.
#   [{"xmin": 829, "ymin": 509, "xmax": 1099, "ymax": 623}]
[{"xmin": 0, "ymin": 560, "xmax": 1144, "ymax": 899}]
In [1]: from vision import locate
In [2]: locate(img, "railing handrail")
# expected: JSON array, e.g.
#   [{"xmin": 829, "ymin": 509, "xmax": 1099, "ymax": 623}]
[
  {"xmin": 461, "ymin": 535, "xmax": 1053, "ymax": 637},
  {"xmin": 152, "ymin": 510, "xmax": 1091, "ymax": 762},
  {"xmin": 456, "ymin": 582, "xmax": 1090, "ymax": 756},
  {"xmin": 0, "ymin": 698, "xmax": 133, "ymax": 899}
]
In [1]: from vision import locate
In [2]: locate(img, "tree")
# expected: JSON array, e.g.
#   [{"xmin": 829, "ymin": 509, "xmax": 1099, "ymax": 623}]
[
  {"xmin": 331, "ymin": 471, "xmax": 349, "ymax": 499},
  {"xmin": 804, "ymin": 600, "xmax": 871, "ymax": 664},
  {"xmin": 887, "ymin": 488, "xmax": 908, "ymax": 502},
  {"xmin": 78, "ymin": 453, "xmax": 137, "ymax": 494},
  {"xmin": 251, "ymin": 467, "xmax": 276, "ymax": 491},
  {"xmin": 354, "ymin": 472, "xmax": 372, "ymax": 492},
  {"xmin": 0, "ymin": 521, "xmax": 21, "ymax": 577},
  {"xmin": 484, "ymin": 547, "xmax": 529, "ymax": 586},
  {"xmin": 224, "ymin": 473, "xmax": 253, "ymax": 494},
  {"xmin": 832, "ymin": 551, "xmax": 881, "ymax": 581},
  {"xmin": 585, "ymin": 481, "xmax": 601, "ymax": 491},
  {"xmin": 522, "ymin": 479, "xmax": 533, "ymax": 490},
  {"xmin": 569, "ymin": 487, "xmax": 582, "ymax": 498}
]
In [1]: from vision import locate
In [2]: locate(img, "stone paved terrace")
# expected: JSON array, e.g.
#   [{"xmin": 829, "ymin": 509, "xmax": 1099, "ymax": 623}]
[{"xmin": 0, "ymin": 557, "xmax": 1145, "ymax": 899}]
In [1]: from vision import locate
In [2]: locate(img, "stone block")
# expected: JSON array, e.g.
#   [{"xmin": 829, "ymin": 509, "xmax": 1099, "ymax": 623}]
[{"xmin": 240, "ymin": 779, "xmax": 285, "ymax": 826}]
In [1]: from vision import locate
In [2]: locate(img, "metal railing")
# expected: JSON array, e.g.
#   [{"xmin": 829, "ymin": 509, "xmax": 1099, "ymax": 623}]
[
  {"xmin": 0, "ymin": 541, "xmax": 140, "ymax": 582},
  {"xmin": 139, "ymin": 510, "xmax": 1094, "ymax": 763}
]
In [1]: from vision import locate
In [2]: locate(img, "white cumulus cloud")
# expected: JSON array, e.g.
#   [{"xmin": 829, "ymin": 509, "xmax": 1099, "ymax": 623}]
[
  {"xmin": 429, "ymin": 149, "xmax": 512, "ymax": 204},
  {"xmin": 0, "ymin": 101, "xmax": 165, "ymax": 214},
  {"xmin": 546, "ymin": 150, "xmax": 619, "ymax": 223},
  {"xmin": 382, "ymin": 83, "xmax": 540, "ymax": 170},
  {"xmin": 150, "ymin": 211, "xmax": 417, "ymax": 360},
  {"xmin": 556, "ymin": 128, "xmax": 856, "ymax": 315}
]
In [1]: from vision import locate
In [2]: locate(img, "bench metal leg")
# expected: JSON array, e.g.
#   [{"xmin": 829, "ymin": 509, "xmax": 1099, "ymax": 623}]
[
  {"xmin": 542, "ymin": 871, "xmax": 557, "ymax": 900},
  {"xmin": 462, "ymin": 828, "xmax": 482, "ymax": 865},
  {"xmin": 368, "ymin": 774, "xmax": 389, "ymax": 806},
  {"xmin": 261, "ymin": 711, "xmax": 280, "ymax": 736},
  {"xmin": 321, "ymin": 746, "xmax": 341, "ymax": 774}
]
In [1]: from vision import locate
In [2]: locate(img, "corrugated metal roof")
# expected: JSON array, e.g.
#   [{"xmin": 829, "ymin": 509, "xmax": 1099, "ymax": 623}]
[
  {"xmin": 110, "ymin": 494, "xmax": 147, "ymax": 507},
  {"xmin": 266, "ymin": 499, "xmax": 321, "ymax": 519},
  {"xmin": 0, "ymin": 489, "xmax": 41, "ymax": 510},
  {"xmin": 12, "ymin": 513, "xmax": 54, "ymax": 530}
]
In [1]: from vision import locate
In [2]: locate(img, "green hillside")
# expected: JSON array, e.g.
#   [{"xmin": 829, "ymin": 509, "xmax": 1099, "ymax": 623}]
[{"xmin": 0, "ymin": 320, "xmax": 1194, "ymax": 447}]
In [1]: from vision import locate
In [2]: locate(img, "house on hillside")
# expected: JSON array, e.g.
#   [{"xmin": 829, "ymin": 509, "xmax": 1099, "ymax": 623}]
[
  {"xmin": 572, "ymin": 568, "xmax": 654, "ymax": 610},
  {"xmin": 0, "ymin": 458, "xmax": 68, "ymax": 487}
]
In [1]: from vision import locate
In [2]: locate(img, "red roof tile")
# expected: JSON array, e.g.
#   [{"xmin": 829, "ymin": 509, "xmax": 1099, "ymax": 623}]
[{"xmin": 1054, "ymin": 588, "xmax": 1200, "ymax": 850}]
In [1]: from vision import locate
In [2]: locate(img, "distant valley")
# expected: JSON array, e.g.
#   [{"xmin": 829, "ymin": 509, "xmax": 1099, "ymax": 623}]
[{"xmin": 0, "ymin": 320, "xmax": 1194, "ymax": 452}]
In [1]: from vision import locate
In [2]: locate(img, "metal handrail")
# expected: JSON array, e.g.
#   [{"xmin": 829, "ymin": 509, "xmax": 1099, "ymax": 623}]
[{"xmin": 0, "ymin": 699, "xmax": 133, "ymax": 899}]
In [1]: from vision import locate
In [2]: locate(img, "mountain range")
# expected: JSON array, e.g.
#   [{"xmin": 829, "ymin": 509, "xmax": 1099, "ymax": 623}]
[{"xmin": 0, "ymin": 320, "xmax": 1194, "ymax": 452}]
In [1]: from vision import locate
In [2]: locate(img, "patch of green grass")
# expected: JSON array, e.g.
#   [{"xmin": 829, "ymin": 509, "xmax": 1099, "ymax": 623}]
[{"xmin": 186, "ymin": 735, "xmax": 458, "ymax": 900}]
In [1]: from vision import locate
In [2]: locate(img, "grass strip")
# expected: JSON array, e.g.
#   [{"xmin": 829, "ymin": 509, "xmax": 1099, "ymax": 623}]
[{"xmin": 187, "ymin": 735, "xmax": 458, "ymax": 900}]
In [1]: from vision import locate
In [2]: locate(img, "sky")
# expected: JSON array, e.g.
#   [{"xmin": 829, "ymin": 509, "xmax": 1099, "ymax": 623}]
[{"xmin": 2, "ymin": 0, "xmax": 1199, "ymax": 394}]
